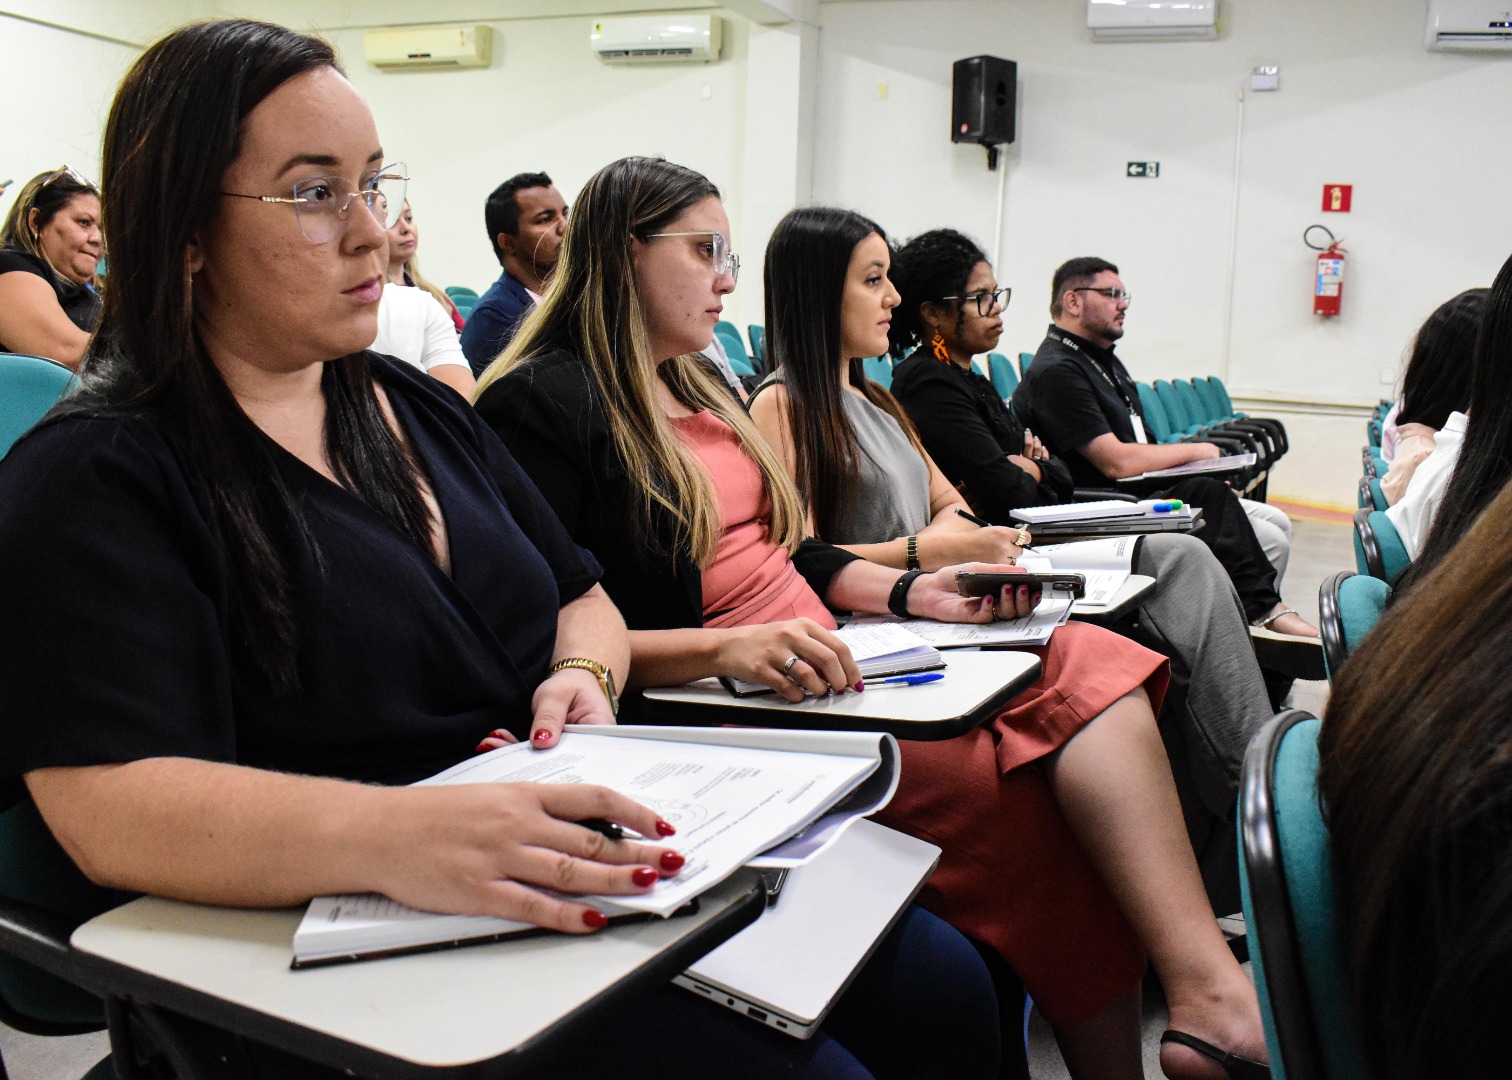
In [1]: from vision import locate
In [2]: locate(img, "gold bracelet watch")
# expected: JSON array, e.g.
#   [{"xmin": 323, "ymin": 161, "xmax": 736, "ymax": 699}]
[{"xmin": 549, "ymin": 657, "xmax": 619, "ymax": 717}]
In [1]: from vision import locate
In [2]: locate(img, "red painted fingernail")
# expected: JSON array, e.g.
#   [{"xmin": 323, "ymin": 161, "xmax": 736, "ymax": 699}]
[
  {"xmin": 655, "ymin": 819, "xmax": 677, "ymax": 837},
  {"xmin": 582, "ymin": 909, "xmax": 608, "ymax": 929},
  {"xmin": 853, "ymin": 680, "xmax": 865, "ymax": 692},
  {"xmin": 533, "ymin": 729, "xmax": 552, "ymax": 743},
  {"xmin": 632, "ymin": 866, "xmax": 660, "ymax": 887},
  {"xmin": 490, "ymin": 729, "xmax": 510, "ymax": 740},
  {"xmin": 474, "ymin": 740, "xmax": 493, "ymax": 753},
  {"xmin": 660, "ymin": 850, "xmax": 685, "ymax": 873},
  {"xmin": 1018, "ymin": 585, "xmax": 1029, "ymax": 598}
]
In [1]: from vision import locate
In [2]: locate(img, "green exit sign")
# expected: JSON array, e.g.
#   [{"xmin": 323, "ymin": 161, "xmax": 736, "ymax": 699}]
[{"xmin": 1126, "ymin": 162, "xmax": 1160, "ymax": 178}]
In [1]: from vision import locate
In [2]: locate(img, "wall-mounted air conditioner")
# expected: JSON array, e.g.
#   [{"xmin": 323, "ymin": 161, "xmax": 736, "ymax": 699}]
[
  {"xmin": 590, "ymin": 15, "xmax": 723, "ymax": 64},
  {"xmin": 1425, "ymin": 0, "xmax": 1512, "ymax": 50},
  {"xmin": 365, "ymin": 25, "xmax": 494, "ymax": 71},
  {"xmin": 1087, "ymin": 0, "xmax": 1218, "ymax": 42}
]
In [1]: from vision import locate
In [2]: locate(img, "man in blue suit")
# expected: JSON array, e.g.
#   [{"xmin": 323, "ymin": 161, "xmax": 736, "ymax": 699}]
[{"xmin": 459, "ymin": 172, "xmax": 568, "ymax": 374}]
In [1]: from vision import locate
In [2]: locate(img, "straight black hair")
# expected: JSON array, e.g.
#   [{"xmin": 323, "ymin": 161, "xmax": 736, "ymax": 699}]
[
  {"xmin": 1396, "ymin": 288, "xmax": 1487, "ymax": 431},
  {"xmin": 78, "ymin": 19, "xmax": 433, "ymax": 693},
  {"xmin": 1050, "ymin": 256, "xmax": 1118, "ymax": 318},
  {"xmin": 484, "ymin": 171, "xmax": 554, "ymax": 265},
  {"xmin": 1398, "ymin": 254, "xmax": 1512, "ymax": 594},
  {"xmin": 763, "ymin": 206, "xmax": 921, "ymax": 542}
]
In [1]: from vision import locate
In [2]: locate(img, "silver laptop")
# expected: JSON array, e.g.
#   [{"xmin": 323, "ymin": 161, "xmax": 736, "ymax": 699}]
[{"xmin": 675, "ymin": 818, "xmax": 940, "ymax": 1039}]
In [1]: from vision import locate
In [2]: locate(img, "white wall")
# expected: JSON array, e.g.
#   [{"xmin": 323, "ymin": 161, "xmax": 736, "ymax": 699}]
[{"xmin": 812, "ymin": 0, "xmax": 1512, "ymax": 503}]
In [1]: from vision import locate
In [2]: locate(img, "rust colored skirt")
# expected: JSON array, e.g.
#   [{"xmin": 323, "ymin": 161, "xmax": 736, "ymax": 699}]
[{"xmin": 874, "ymin": 621, "xmax": 1170, "ymax": 1027}]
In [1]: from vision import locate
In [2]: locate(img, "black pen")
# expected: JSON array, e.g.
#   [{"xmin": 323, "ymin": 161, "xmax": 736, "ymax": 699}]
[
  {"xmin": 579, "ymin": 819, "xmax": 625, "ymax": 841},
  {"xmin": 955, "ymin": 507, "xmax": 992, "ymax": 528}
]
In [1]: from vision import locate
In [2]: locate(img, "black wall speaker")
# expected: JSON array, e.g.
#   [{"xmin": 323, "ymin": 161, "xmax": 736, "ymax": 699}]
[{"xmin": 951, "ymin": 55, "xmax": 1017, "ymax": 148}]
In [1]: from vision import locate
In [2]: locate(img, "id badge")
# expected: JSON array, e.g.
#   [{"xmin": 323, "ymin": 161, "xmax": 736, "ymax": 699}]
[{"xmin": 1130, "ymin": 412, "xmax": 1149, "ymax": 445}]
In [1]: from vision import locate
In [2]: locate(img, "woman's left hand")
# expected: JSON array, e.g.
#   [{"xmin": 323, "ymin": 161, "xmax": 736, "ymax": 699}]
[
  {"xmin": 906, "ymin": 562, "xmax": 1042, "ymax": 623},
  {"xmin": 529, "ymin": 667, "xmax": 617, "ymax": 749}
]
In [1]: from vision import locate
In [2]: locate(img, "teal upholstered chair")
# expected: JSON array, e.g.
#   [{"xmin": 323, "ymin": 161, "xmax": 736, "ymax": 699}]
[
  {"xmin": 714, "ymin": 319, "xmax": 740, "ymax": 342},
  {"xmin": 444, "ymin": 285, "xmax": 479, "ymax": 304},
  {"xmin": 1017, "ymin": 351, "xmax": 1034, "ymax": 378},
  {"xmin": 987, "ymin": 353, "xmax": 1018, "ymax": 399},
  {"xmin": 1239, "ymin": 711, "xmax": 1369, "ymax": 1080},
  {"xmin": 1352, "ymin": 509, "xmax": 1410, "ymax": 582},
  {"xmin": 1135, "ymin": 383, "xmax": 1184, "ymax": 444},
  {"xmin": 1365, "ymin": 418, "xmax": 1381, "ymax": 449},
  {"xmin": 862, "ymin": 355, "xmax": 893, "ymax": 390},
  {"xmin": 0, "ymin": 353, "xmax": 78, "ymax": 458},
  {"xmin": 715, "ymin": 328, "xmax": 755, "ymax": 377},
  {"xmin": 1317, "ymin": 571, "xmax": 1390, "ymax": 685},
  {"xmin": 747, "ymin": 325, "xmax": 766, "ymax": 370},
  {"xmin": 1355, "ymin": 476, "xmax": 1386, "ymax": 512}
]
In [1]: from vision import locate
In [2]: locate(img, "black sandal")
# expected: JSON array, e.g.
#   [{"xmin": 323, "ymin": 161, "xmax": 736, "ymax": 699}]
[{"xmin": 1160, "ymin": 1030, "xmax": 1271, "ymax": 1080}]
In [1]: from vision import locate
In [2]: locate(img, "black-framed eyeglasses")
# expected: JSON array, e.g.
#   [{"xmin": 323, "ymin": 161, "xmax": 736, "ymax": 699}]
[
  {"xmin": 940, "ymin": 287, "xmax": 1010, "ymax": 316},
  {"xmin": 221, "ymin": 163, "xmax": 409, "ymax": 244},
  {"xmin": 1072, "ymin": 286, "xmax": 1132, "ymax": 304},
  {"xmin": 644, "ymin": 230, "xmax": 740, "ymax": 285}
]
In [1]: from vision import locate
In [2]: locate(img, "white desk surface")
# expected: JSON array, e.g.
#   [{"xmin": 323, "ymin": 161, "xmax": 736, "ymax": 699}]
[
  {"xmin": 641, "ymin": 649, "xmax": 1041, "ymax": 741},
  {"xmin": 1069, "ymin": 573, "xmax": 1156, "ymax": 623},
  {"xmin": 71, "ymin": 871, "xmax": 763, "ymax": 1076}
]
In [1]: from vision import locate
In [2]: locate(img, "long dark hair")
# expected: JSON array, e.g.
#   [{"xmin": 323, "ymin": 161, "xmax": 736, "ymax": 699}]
[
  {"xmin": 77, "ymin": 19, "xmax": 433, "ymax": 693},
  {"xmin": 1396, "ymin": 288, "xmax": 1486, "ymax": 430},
  {"xmin": 763, "ymin": 206, "xmax": 920, "ymax": 542},
  {"xmin": 886, "ymin": 228, "xmax": 986, "ymax": 359},
  {"xmin": 1319, "ymin": 473, "xmax": 1512, "ymax": 1080},
  {"xmin": 1397, "ymin": 255, "xmax": 1512, "ymax": 592}
]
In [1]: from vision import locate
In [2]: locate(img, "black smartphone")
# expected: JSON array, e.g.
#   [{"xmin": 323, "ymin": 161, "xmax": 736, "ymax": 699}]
[{"xmin": 954, "ymin": 570, "xmax": 1086, "ymax": 599}]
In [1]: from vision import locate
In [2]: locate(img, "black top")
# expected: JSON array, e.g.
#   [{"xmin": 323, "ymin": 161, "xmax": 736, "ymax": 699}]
[
  {"xmin": 0, "ymin": 246, "xmax": 101, "ymax": 346},
  {"xmin": 0, "ymin": 355, "xmax": 600, "ymax": 805},
  {"xmin": 1012, "ymin": 326, "xmax": 1147, "ymax": 489},
  {"xmin": 474, "ymin": 350, "xmax": 861, "ymax": 652},
  {"xmin": 889, "ymin": 348, "xmax": 1073, "ymax": 525}
]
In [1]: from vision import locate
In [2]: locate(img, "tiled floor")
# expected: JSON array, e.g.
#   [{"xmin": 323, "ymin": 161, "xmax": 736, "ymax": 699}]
[{"xmin": 1, "ymin": 510, "xmax": 1359, "ymax": 1080}]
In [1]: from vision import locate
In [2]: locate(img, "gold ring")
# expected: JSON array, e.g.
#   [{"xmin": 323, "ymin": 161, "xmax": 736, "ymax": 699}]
[{"xmin": 1016, "ymin": 528, "xmax": 1031, "ymax": 546}]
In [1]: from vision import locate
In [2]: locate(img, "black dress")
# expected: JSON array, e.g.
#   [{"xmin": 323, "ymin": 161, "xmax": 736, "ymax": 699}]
[{"xmin": 0, "ymin": 354, "xmax": 601, "ymax": 801}]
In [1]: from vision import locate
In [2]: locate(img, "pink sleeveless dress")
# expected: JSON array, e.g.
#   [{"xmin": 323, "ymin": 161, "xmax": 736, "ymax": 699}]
[{"xmin": 672, "ymin": 410, "xmax": 1167, "ymax": 1024}]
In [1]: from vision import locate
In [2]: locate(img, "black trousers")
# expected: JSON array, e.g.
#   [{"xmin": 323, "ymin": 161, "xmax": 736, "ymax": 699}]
[{"xmin": 1149, "ymin": 476, "xmax": 1282, "ymax": 624}]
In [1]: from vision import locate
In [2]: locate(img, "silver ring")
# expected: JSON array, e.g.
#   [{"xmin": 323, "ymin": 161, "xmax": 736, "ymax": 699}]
[{"xmin": 783, "ymin": 655, "xmax": 800, "ymax": 674}]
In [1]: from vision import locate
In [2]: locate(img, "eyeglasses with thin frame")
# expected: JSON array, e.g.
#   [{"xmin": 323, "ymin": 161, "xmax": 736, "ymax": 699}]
[
  {"xmin": 220, "ymin": 163, "xmax": 409, "ymax": 244},
  {"xmin": 940, "ymin": 287, "xmax": 1011, "ymax": 317},
  {"xmin": 644, "ymin": 230, "xmax": 740, "ymax": 285},
  {"xmin": 1072, "ymin": 286, "xmax": 1132, "ymax": 304}
]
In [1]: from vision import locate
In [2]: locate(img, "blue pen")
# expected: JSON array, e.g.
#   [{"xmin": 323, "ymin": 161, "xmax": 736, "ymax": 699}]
[
  {"xmin": 1150, "ymin": 500, "xmax": 1184, "ymax": 513},
  {"xmin": 864, "ymin": 672, "xmax": 945, "ymax": 687}
]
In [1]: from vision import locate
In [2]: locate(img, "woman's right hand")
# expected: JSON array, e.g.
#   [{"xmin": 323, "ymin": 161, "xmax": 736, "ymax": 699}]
[
  {"xmin": 712, "ymin": 618, "xmax": 863, "ymax": 702},
  {"xmin": 376, "ymin": 781, "xmax": 683, "ymax": 934},
  {"xmin": 915, "ymin": 524, "xmax": 1025, "ymax": 569}
]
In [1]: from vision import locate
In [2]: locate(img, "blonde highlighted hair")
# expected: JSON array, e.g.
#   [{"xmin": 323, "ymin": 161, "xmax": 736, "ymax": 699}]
[{"xmin": 475, "ymin": 157, "xmax": 802, "ymax": 566}]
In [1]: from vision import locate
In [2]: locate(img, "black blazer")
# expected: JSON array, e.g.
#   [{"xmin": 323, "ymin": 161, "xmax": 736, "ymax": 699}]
[
  {"xmin": 474, "ymin": 349, "xmax": 861, "ymax": 635},
  {"xmin": 889, "ymin": 349, "xmax": 1074, "ymax": 525}
]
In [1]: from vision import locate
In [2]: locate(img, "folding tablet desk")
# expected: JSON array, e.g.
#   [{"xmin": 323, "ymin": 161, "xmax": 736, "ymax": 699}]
[
  {"xmin": 1069, "ymin": 573, "xmax": 1156, "ymax": 625},
  {"xmin": 69, "ymin": 870, "xmax": 766, "ymax": 1079},
  {"xmin": 640, "ymin": 649, "xmax": 1041, "ymax": 740}
]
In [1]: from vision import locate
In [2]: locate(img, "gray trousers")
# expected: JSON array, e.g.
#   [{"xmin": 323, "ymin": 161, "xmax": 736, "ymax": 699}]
[{"xmin": 1128, "ymin": 533, "xmax": 1274, "ymax": 914}]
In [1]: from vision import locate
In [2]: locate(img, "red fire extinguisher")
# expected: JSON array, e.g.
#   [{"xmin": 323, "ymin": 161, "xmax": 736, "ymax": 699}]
[{"xmin": 1305, "ymin": 224, "xmax": 1345, "ymax": 317}]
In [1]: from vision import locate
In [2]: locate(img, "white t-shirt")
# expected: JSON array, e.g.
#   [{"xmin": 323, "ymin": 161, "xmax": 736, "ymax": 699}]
[
  {"xmin": 1385, "ymin": 410, "xmax": 1467, "ymax": 559},
  {"xmin": 372, "ymin": 283, "xmax": 468, "ymax": 374}
]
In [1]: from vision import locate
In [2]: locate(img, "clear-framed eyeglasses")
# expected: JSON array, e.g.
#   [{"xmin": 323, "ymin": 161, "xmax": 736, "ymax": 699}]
[
  {"xmin": 1073, "ymin": 286, "xmax": 1132, "ymax": 304},
  {"xmin": 939, "ymin": 287, "xmax": 1011, "ymax": 316},
  {"xmin": 644, "ymin": 230, "xmax": 740, "ymax": 284},
  {"xmin": 221, "ymin": 163, "xmax": 409, "ymax": 244}
]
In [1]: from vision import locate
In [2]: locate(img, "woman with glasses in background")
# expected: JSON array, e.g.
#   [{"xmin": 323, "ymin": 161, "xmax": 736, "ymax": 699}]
[{"xmin": 0, "ymin": 167, "xmax": 102, "ymax": 367}]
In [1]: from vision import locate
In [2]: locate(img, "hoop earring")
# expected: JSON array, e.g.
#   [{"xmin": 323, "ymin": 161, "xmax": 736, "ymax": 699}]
[{"xmin": 931, "ymin": 331, "xmax": 950, "ymax": 363}]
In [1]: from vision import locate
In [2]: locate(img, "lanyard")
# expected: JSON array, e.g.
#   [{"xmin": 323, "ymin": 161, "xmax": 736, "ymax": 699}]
[{"xmin": 1048, "ymin": 330, "xmax": 1138, "ymax": 414}]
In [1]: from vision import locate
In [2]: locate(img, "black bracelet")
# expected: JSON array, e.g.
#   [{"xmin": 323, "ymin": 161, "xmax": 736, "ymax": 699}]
[{"xmin": 888, "ymin": 570, "xmax": 926, "ymax": 619}]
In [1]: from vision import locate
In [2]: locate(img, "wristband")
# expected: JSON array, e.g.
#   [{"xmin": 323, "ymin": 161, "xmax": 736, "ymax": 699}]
[
  {"xmin": 549, "ymin": 657, "xmax": 619, "ymax": 717},
  {"xmin": 905, "ymin": 535, "xmax": 920, "ymax": 571},
  {"xmin": 888, "ymin": 570, "xmax": 926, "ymax": 619}
]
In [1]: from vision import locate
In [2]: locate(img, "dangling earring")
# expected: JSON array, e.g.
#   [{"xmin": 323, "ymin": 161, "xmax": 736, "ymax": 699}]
[{"xmin": 931, "ymin": 331, "xmax": 950, "ymax": 363}]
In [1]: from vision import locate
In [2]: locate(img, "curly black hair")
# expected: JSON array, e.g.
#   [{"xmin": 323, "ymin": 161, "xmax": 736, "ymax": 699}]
[{"xmin": 886, "ymin": 228, "xmax": 989, "ymax": 359}]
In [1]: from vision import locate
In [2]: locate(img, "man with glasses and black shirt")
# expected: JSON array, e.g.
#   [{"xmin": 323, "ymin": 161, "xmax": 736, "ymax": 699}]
[{"xmin": 1013, "ymin": 257, "xmax": 1316, "ymax": 643}]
